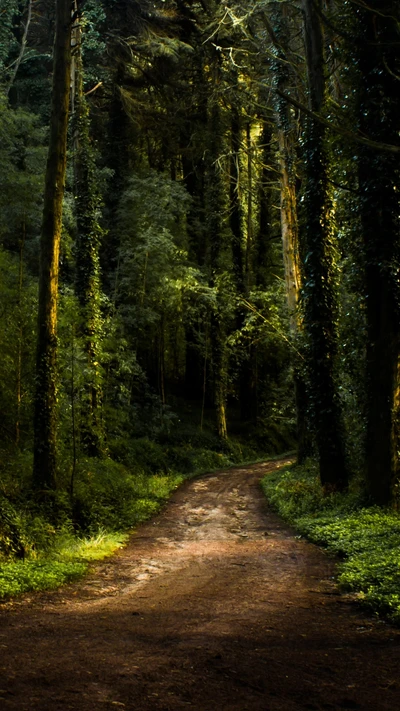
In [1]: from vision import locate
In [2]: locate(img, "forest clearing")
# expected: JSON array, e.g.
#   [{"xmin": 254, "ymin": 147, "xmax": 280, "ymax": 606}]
[{"xmin": 2, "ymin": 458, "xmax": 400, "ymax": 711}]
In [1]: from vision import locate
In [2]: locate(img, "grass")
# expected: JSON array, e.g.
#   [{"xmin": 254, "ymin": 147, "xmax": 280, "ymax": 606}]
[
  {"xmin": 0, "ymin": 468, "xmax": 185, "ymax": 601},
  {"xmin": 0, "ymin": 531, "xmax": 130, "ymax": 601},
  {"xmin": 0, "ymin": 441, "xmax": 282, "ymax": 602},
  {"xmin": 261, "ymin": 459, "xmax": 400, "ymax": 625},
  {"xmin": 0, "ymin": 560, "xmax": 88, "ymax": 599}
]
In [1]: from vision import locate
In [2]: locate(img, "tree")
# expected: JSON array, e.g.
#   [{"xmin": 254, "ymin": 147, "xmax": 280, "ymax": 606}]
[
  {"xmin": 350, "ymin": 1, "xmax": 400, "ymax": 504},
  {"xmin": 33, "ymin": 0, "xmax": 72, "ymax": 490},
  {"xmin": 268, "ymin": 1, "xmax": 313, "ymax": 463},
  {"xmin": 299, "ymin": 0, "xmax": 348, "ymax": 491},
  {"xmin": 204, "ymin": 64, "xmax": 229, "ymax": 441},
  {"xmin": 72, "ymin": 1, "xmax": 105, "ymax": 456}
]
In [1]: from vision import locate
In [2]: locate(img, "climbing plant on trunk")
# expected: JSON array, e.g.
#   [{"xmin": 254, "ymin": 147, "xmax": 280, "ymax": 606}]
[
  {"xmin": 33, "ymin": 0, "xmax": 72, "ymax": 490},
  {"xmin": 269, "ymin": 0, "xmax": 313, "ymax": 464},
  {"xmin": 300, "ymin": 0, "xmax": 348, "ymax": 491},
  {"xmin": 72, "ymin": 1, "xmax": 105, "ymax": 456}
]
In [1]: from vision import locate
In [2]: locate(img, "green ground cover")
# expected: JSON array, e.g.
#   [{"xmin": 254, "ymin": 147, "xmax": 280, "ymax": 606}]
[
  {"xmin": 0, "ymin": 434, "xmax": 264, "ymax": 600},
  {"xmin": 0, "ymin": 467, "xmax": 183, "ymax": 600},
  {"xmin": 262, "ymin": 460, "xmax": 400, "ymax": 624}
]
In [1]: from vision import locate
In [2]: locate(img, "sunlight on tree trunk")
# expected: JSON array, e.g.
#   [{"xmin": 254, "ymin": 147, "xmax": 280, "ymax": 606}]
[{"xmin": 33, "ymin": 0, "xmax": 71, "ymax": 490}]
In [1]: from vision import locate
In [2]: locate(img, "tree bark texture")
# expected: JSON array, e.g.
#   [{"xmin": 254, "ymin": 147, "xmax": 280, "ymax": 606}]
[
  {"xmin": 271, "ymin": 2, "xmax": 313, "ymax": 463},
  {"xmin": 301, "ymin": 0, "xmax": 348, "ymax": 489},
  {"xmin": 255, "ymin": 123, "xmax": 273, "ymax": 290},
  {"xmin": 205, "ymin": 88, "xmax": 229, "ymax": 440},
  {"xmin": 73, "ymin": 4, "xmax": 104, "ymax": 457},
  {"xmin": 355, "ymin": 2, "xmax": 400, "ymax": 504},
  {"xmin": 33, "ymin": 0, "xmax": 72, "ymax": 489}
]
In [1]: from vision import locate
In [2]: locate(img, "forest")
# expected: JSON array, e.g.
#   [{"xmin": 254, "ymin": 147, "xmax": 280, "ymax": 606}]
[{"xmin": 0, "ymin": 0, "xmax": 400, "ymax": 609}]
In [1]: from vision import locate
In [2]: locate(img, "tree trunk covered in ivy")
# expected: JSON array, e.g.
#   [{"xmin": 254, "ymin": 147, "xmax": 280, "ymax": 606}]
[
  {"xmin": 72, "ymin": 7, "xmax": 104, "ymax": 457},
  {"xmin": 353, "ymin": 2, "xmax": 400, "ymax": 504},
  {"xmin": 33, "ymin": 0, "xmax": 71, "ymax": 490},
  {"xmin": 300, "ymin": 0, "xmax": 348, "ymax": 490}
]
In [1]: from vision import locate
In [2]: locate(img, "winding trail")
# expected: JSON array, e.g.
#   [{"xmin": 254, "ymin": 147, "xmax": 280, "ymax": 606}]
[{"xmin": 1, "ymin": 458, "xmax": 400, "ymax": 710}]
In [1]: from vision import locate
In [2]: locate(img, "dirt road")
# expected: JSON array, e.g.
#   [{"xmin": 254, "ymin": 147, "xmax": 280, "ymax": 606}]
[{"xmin": 1, "ymin": 458, "xmax": 400, "ymax": 710}]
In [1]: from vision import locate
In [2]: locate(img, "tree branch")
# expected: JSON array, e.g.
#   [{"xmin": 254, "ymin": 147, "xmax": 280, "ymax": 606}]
[{"xmin": 6, "ymin": 0, "xmax": 33, "ymax": 96}]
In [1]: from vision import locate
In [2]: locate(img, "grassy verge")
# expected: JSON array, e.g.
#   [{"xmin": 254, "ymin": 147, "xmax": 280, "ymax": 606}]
[
  {"xmin": 0, "ymin": 440, "xmax": 268, "ymax": 601},
  {"xmin": 261, "ymin": 459, "xmax": 400, "ymax": 625},
  {"xmin": 0, "ymin": 469, "xmax": 185, "ymax": 601}
]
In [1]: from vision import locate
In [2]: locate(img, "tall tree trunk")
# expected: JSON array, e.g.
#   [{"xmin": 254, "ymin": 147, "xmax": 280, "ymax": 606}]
[
  {"xmin": 245, "ymin": 122, "xmax": 253, "ymax": 293},
  {"xmin": 353, "ymin": 2, "xmax": 400, "ymax": 504},
  {"xmin": 254, "ymin": 122, "xmax": 273, "ymax": 290},
  {"xmin": 271, "ymin": 2, "xmax": 313, "ymax": 463},
  {"xmin": 230, "ymin": 101, "xmax": 245, "ymax": 296},
  {"xmin": 72, "ymin": 1, "xmax": 104, "ymax": 456},
  {"xmin": 301, "ymin": 0, "xmax": 348, "ymax": 490},
  {"xmin": 229, "ymin": 96, "xmax": 253, "ymax": 422},
  {"xmin": 181, "ymin": 52, "xmax": 208, "ymax": 401},
  {"xmin": 16, "ymin": 221, "xmax": 25, "ymax": 448},
  {"xmin": 205, "ymin": 79, "xmax": 229, "ymax": 440},
  {"xmin": 33, "ymin": 0, "xmax": 71, "ymax": 490}
]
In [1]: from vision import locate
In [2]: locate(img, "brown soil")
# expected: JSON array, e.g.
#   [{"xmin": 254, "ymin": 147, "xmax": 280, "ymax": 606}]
[{"xmin": 1, "ymin": 458, "xmax": 400, "ymax": 711}]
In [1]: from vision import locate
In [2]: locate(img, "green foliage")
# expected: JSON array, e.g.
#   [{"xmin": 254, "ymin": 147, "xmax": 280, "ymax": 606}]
[
  {"xmin": 117, "ymin": 171, "xmax": 194, "ymax": 341},
  {"xmin": 0, "ymin": 495, "xmax": 27, "ymax": 558},
  {"xmin": 262, "ymin": 461, "xmax": 400, "ymax": 624},
  {"xmin": 0, "ymin": 528, "xmax": 128, "ymax": 600},
  {"xmin": 113, "ymin": 437, "xmax": 167, "ymax": 474},
  {"xmin": 81, "ymin": 0, "xmax": 107, "ymax": 87},
  {"xmin": 0, "ymin": 560, "xmax": 87, "ymax": 600},
  {"xmin": 0, "ymin": 95, "xmax": 46, "ymax": 247},
  {"xmin": 0, "ymin": 247, "xmax": 37, "ymax": 444},
  {"xmin": 54, "ymin": 529, "xmax": 128, "ymax": 562},
  {"xmin": 0, "ymin": 0, "xmax": 19, "ymax": 78},
  {"xmin": 69, "ymin": 457, "xmax": 183, "ymax": 532}
]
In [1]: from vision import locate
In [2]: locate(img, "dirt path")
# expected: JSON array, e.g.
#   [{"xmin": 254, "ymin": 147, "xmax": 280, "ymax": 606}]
[{"xmin": 1, "ymin": 458, "xmax": 400, "ymax": 711}]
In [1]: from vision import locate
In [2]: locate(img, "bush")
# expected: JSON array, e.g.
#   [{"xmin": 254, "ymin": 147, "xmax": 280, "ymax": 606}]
[
  {"xmin": 71, "ymin": 457, "xmax": 183, "ymax": 531},
  {"xmin": 0, "ymin": 495, "xmax": 27, "ymax": 559},
  {"xmin": 109, "ymin": 437, "xmax": 167, "ymax": 474}
]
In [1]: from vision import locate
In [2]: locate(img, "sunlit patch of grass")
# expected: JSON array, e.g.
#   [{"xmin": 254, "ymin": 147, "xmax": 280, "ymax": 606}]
[
  {"xmin": 147, "ymin": 473, "xmax": 184, "ymax": 498},
  {"xmin": 54, "ymin": 529, "xmax": 129, "ymax": 562},
  {"xmin": 0, "ymin": 472, "xmax": 185, "ymax": 601},
  {"xmin": 0, "ymin": 530, "xmax": 130, "ymax": 600},
  {"xmin": 261, "ymin": 461, "xmax": 400, "ymax": 625}
]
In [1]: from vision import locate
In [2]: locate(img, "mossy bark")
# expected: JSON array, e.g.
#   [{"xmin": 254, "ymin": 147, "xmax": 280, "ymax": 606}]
[
  {"xmin": 72, "ymin": 13, "xmax": 104, "ymax": 457},
  {"xmin": 33, "ymin": 0, "xmax": 71, "ymax": 490}
]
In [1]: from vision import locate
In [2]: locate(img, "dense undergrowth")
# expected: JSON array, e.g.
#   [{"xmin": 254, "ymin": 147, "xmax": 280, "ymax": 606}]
[
  {"xmin": 0, "ymin": 428, "xmax": 267, "ymax": 601},
  {"xmin": 262, "ymin": 460, "xmax": 400, "ymax": 625}
]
